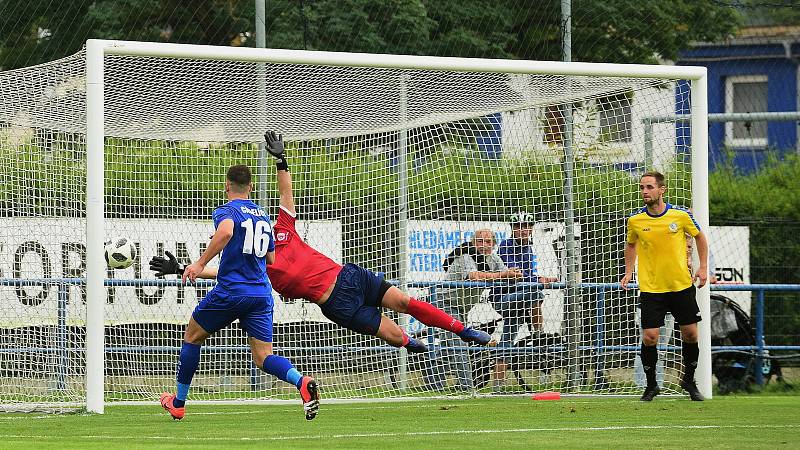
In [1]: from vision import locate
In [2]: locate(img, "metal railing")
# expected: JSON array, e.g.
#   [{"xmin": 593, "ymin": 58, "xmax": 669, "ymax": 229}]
[{"xmin": 1, "ymin": 278, "xmax": 798, "ymax": 389}]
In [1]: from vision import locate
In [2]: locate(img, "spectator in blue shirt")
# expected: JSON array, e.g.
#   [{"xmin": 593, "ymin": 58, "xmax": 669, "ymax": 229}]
[{"xmin": 494, "ymin": 212, "xmax": 558, "ymax": 387}]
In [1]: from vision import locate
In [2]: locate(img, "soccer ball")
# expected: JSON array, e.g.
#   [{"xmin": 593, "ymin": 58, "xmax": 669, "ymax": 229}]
[{"xmin": 104, "ymin": 236, "xmax": 137, "ymax": 269}]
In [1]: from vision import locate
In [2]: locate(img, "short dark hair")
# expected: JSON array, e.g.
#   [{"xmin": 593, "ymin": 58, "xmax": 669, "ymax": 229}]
[
  {"xmin": 227, "ymin": 164, "xmax": 252, "ymax": 192},
  {"xmin": 641, "ymin": 170, "xmax": 665, "ymax": 187}
]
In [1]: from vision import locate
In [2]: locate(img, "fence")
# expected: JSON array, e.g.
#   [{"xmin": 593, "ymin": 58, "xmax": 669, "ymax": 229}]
[{"xmin": 1, "ymin": 278, "xmax": 797, "ymax": 393}]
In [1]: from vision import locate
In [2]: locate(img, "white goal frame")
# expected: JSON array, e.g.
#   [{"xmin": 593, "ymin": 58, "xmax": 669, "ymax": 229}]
[{"xmin": 84, "ymin": 39, "xmax": 710, "ymax": 413}]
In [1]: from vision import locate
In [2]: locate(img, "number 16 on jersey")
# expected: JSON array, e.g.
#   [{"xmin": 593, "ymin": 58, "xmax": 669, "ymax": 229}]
[{"xmin": 241, "ymin": 218, "xmax": 272, "ymax": 257}]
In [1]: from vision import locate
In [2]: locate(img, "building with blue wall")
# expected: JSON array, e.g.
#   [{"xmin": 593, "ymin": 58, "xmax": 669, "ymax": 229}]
[{"xmin": 678, "ymin": 26, "xmax": 800, "ymax": 172}]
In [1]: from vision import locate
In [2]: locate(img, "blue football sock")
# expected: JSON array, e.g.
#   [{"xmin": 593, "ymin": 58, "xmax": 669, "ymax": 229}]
[
  {"xmin": 263, "ymin": 354, "xmax": 304, "ymax": 389},
  {"xmin": 174, "ymin": 342, "xmax": 201, "ymax": 407},
  {"xmin": 175, "ymin": 383, "xmax": 190, "ymax": 408}
]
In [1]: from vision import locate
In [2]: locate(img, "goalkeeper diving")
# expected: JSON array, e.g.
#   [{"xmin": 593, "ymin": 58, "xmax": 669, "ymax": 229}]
[{"xmin": 151, "ymin": 131, "xmax": 494, "ymax": 359}]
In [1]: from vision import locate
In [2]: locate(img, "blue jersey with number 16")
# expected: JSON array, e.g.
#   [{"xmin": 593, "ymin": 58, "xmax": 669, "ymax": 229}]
[{"xmin": 211, "ymin": 199, "xmax": 275, "ymax": 297}]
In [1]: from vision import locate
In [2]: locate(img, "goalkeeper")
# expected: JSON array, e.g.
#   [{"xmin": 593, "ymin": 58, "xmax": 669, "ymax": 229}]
[{"xmin": 151, "ymin": 131, "xmax": 493, "ymax": 358}]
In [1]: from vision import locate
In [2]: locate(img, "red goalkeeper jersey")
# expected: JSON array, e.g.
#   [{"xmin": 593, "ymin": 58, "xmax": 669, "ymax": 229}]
[{"xmin": 269, "ymin": 206, "xmax": 342, "ymax": 302}]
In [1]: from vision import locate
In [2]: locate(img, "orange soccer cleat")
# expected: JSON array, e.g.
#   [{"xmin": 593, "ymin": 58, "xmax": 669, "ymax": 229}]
[
  {"xmin": 298, "ymin": 377, "xmax": 320, "ymax": 420},
  {"xmin": 160, "ymin": 392, "xmax": 185, "ymax": 420}
]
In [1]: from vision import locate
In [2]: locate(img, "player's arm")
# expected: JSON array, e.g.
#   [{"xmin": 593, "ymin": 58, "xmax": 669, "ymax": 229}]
[
  {"xmin": 196, "ymin": 266, "xmax": 218, "ymax": 278},
  {"xmin": 538, "ymin": 275, "xmax": 559, "ymax": 284},
  {"xmin": 464, "ymin": 257, "xmax": 522, "ymax": 280},
  {"xmin": 620, "ymin": 218, "xmax": 637, "ymax": 290},
  {"xmin": 149, "ymin": 252, "xmax": 218, "ymax": 278},
  {"xmin": 276, "ymin": 166, "xmax": 295, "ymax": 215},
  {"xmin": 264, "ymin": 130, "xmax": 296, "ymax": 215},
  {"xmin": 265, "ymin": 250, "xmax": 275, "ymax": 265},
  {"xmin": 469, "ymin": 268, "xmax": 523, "ymax": 280},
  {"xmin": 183, "ymin": 219, "xmax": 234, "ymax": 282},
  {"xmin": 620, "ymin": 242, "xmax": 636, "ymax": 290},
  {"xmin": 693, "ymin": 230, "xmax": 709, "ymax": 287}
]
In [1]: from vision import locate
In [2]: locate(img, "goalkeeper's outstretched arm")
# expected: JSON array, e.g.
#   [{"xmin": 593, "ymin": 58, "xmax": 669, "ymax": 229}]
[
  {"xmin": 264, "ymin": 130, "xmax": 295, "ymax": 215},
  {"xmin": 276, "ymin": 167, "xmax": 295, "ymax": 215},
  {"xmin": 149, "ymin": 251, "xmax": 218, "ymax": 279}
]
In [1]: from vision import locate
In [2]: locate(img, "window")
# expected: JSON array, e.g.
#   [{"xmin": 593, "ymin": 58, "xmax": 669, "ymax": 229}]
[
  {"xmin": 542, "ymin": 105, "xmax": 564, "ymax": 146},
  {"xmin": 725, "ymin": 75, "xmax": 768, "ymax": 148},
  {"xmin": 597, "ymin": 93, "xmax": 632, "ymax": 143}
]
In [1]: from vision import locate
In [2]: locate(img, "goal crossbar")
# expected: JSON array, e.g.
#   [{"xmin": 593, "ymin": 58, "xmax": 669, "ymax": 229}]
[{"xmin": 92, "ymin": 39, "xmax": 708, "ymax": 79}]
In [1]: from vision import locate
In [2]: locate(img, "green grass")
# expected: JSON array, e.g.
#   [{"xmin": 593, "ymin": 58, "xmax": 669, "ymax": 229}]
[{"xmin": 1, "ymin": 396, "xmax": 798, "ymax": 449}]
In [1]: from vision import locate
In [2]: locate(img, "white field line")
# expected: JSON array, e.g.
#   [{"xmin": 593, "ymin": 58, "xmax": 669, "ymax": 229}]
[{"xmin": 0, "ymin": 424, "xmax": 798, "ymax": 442}]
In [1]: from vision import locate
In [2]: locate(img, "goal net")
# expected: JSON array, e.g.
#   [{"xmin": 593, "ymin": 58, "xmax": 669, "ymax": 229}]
[{"xmin": 0, "ymin": 40, "xmax": 709, "ymax": 411}]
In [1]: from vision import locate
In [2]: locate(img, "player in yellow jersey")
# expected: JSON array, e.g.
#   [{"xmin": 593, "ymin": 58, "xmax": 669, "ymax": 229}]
[{"xmin": 620, "ymin": 171, "xmax": 708, "ymax": 402}]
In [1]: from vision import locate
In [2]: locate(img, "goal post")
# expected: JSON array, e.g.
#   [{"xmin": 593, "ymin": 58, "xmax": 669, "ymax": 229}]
[
  {"xmin": 2, "ymin": 39, "xmax": 710, "ymax": 413},
  {"xmin": 690, "ymin": 75, "xmax": 710, "ymax": 399},
  {"xmin": 85, "ymin": 40, "xmax": 107, "ymax": 415}
]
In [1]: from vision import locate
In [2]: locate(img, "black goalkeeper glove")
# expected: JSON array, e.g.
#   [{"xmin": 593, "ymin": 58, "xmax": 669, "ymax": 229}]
[
  {"xmin": 149, "ymin": 251, "xmax": 185, "ymax": 277},
  {"xmin": 264, "ymin": 130, "xmax": 288, "ymax": 171}
]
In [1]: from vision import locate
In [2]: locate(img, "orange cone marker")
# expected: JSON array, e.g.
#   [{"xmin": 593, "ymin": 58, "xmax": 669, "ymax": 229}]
[{"xmin": 532, "ymin": 391, "xmax": 561, "ymax": 400}]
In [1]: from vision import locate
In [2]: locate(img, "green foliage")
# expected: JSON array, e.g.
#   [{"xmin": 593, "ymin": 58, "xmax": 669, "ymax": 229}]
[
  {"xmin": 423, "ymin": 0, "xmax": 516, "ymax": 58},
  {"xmin": 268, "ymin": 0, "xmax": 437, "ymax": 54},
  {"xmin": 0, "ymin": 139, "xmax": 87, "ymax": 216},
  {"xmin": 740, "ymin": 0, "xmax": 800, "ymax": 26},
  {"xmin": 84, "ymin": 0, "xmax": 254, "ymax": 45},
  {"xmin": 511, "ymin": 0, "xmax": 742, "ymax": 63},
  {"xmin": 0, "ymin": 2, "xmax": 92, "ymax": 69},
  {"xmin": 711, "ymin": 152, "xmax": 800, "ymax": 222},
  {"xmin": 710, "ymin": 151, "xmax": 800, "ymax": 283},
  {"xmin": 0, "ymin": 1, "xmax": 743, "ymax": 69},
  {"xmin": 710, "ymin": 153, "xmax": 800, "ymax": 344},
  {"xmin": 711, "ymin": 155, "xmax": 800, "ymax": 286},
  {"xmin": 103, "ymin": 140, "xmax": 261, "ymax": 219},
  {"xmin": 0, "ymin": 0, "xmax": 254, "ymax": 70}
]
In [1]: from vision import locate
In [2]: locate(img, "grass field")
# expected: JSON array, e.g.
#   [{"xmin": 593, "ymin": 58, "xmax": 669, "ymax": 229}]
[{"xmin": 1, "ymin": 395, "xmax": 798, "ymax": 449}]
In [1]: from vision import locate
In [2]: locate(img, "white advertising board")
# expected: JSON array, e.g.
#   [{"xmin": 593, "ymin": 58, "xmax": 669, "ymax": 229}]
[
  {"xmin": 406, "ymin": 220, "xmax": 573, "ymax": 334},
  {"xmin": 706, "ymin": 226, "xmax": 751, "ymax": 313},
  {"xmin": 0, "ymin": 218, "xmax": 340, "ymax": 327}
]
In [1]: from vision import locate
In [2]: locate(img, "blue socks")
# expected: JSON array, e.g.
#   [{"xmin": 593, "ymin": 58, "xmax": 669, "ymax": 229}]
[
  {"xmin": 174, "ymin": 342, "xmax": 201, "ymax": 407},
  {"xmin": 263, "ymin": 354, "xmax": 303, "ymax": 389},
  {"xmin": 171, "ymin": 345, "xmax": 303, "ymax": 408}
]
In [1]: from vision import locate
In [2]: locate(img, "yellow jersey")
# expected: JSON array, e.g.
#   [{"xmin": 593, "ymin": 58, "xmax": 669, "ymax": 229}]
[{"xmin": 626, "ymin": 204, "xmax": 700, "ymax": 293}]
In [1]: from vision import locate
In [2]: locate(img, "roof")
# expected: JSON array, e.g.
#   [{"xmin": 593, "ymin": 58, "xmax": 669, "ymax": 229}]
[{"xmin": 692, "ymin": 25, "xmax": 800, "ymax": 47}]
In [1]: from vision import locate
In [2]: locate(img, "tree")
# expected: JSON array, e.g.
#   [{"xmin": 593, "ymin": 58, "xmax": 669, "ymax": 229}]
[
  {"xmin": 265, "ymin": 0, "xmax": 436, "ymax": 55},
  {"xmin": 83, "ymin": 0, "xmax": 254, "ymax": 45},
  {"xmin": 510, "ymin": 0, "xmax": 742, "ymax": 64},
  {"xmin": 422, "ymin": 0, "xmax": 516, "ymax": 58},
  {"xmin": 0, "ymin": 0, "xmax": 744, "ymax": 70},
  {"xmin": 0, "ymin": 0, "xmax": 255, "ymax": 70},
  {"xmin": 0, "ymin": 1, "xmax": 92, "ymax": 70},
  {"xmin": 741, "ymin": 0, "xmax": 800, "ymax": 27}
]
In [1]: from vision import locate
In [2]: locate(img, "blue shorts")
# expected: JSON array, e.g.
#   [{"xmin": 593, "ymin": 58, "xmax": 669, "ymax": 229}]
[
  {"xmin": 319, "ymin": 263, "xmax": 384, "ymax": 336},
  {"xmin": 192, "ymin": 290, "xmax": 274, "ymax": 342}
]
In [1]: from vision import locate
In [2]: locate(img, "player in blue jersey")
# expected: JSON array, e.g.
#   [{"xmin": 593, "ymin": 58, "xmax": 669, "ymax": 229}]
[{"xmin": 154, "ymin": 164, "xmax": 320, "ymax": 420}]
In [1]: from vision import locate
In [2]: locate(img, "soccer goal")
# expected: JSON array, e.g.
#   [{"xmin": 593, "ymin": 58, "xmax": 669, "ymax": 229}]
[{"xmin": 0, "ymin": 40, "xmax": 709, "ymax": 413}]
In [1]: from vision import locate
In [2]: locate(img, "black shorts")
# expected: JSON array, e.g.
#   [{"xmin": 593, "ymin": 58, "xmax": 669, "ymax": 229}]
[
  {"xmin": 319, "ymin": 263, "xmax": 384, "ymax": 336},
  {"xmin": 639, "ymin": 285, "xmax": 701, "ymax": 329}
]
